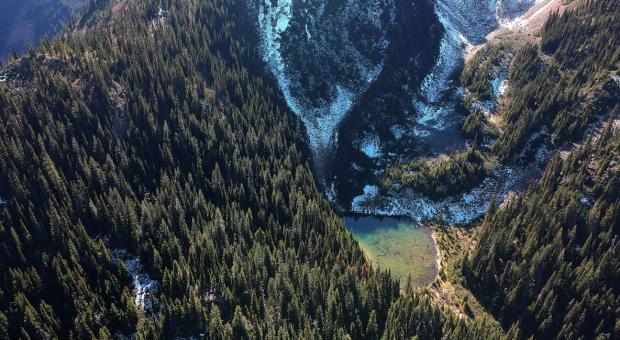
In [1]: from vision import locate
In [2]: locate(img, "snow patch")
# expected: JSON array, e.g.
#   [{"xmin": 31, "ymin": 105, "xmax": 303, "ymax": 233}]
[
  {"xmin": 470, "ymin": 62, "xmax": 510, "ymax": 114},
  {"xmin": 325, "ymin": 182, "xmax": 337, "ymax": 203},
  {"xmin": 152, "ymin": 6, "xmax": 168, "ymax": 26},
  {"xmin": 351, "ymin": 164, "xmax": 538, "ymax": 224},
  {"xmin": 390, "ymin": 125, "xmax": 405, "ymax": 140},
  {"xmin": 412, "ymin": 0, "xmax": 483, "ymax": 134},
  {"xmin": 352, "ymin": 185, "xmax": 379, "ymax": 210},
  {"xmin": 112, "ymin": 249, "xmax": 157, "ymax": 310},
  {"xmin": 412, "ymin": 99, "xmax": 453, "ymax": 131},
  {"xmin": 413, "ymin": 0, "xmax": 537, "ymax": 134},
  {"xmin": 359, "ymin": 135, "xmax": 382, "ymax": 158},
  {"xmin": 491, "ymin": 73, "xmax": 508, "ymax": 99},
  {"xmin": 580, "ymin": 195, "xmax": 593, "ymax": 207}
]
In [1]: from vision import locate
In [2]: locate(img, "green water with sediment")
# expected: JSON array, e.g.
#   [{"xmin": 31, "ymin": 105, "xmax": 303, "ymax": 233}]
[{"xmin": 344, "ymin": 215, "xmax": 438, "ymax": 287}]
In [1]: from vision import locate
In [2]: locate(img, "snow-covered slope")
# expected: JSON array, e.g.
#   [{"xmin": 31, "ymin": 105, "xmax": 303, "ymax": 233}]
[
  {"xmin": 257, "ymin": 0, "xmax": 394, "ymax": 154},
  {"xmin": 256, "ymin": 0, "xmax": 544, "ymax": 224},
  {"xmin": 257, "ymin": 0, "xmax": 540, "ymax": 155},
  {"xmin": 414, "ymin": 0, "xmax": 538, "ymax": 134},
  {"xmin": 354, "ymin": 0, "xmax": 544, "ymax": 224}
]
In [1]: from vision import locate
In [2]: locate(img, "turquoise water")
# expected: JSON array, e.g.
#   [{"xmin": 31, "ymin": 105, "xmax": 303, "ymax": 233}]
[{"xmin": 344, "ymin": 215, "xmax": 438, "ymax": 287}]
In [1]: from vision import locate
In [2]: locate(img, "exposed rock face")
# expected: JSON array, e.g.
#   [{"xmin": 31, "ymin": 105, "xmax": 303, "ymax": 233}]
[
  {"xmin": 418, "ymin": 0, "xmax": 540, "ymax": 123},
  {"xmin": 435, "ymin": 0, "xmax": 537, "ymax": 45},
  {"xmin": 0, "ymin": 0, "xmax": 86, "ymax": 61},
  {"xmin": 256, "ymin": 0, "xmax": 442, "ymax": 190},
  {"xmin": 255, "ymin": 0, "xmax": 540, "ymax": 161}
]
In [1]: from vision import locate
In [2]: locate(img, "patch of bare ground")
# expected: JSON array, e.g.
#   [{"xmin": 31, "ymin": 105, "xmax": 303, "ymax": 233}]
[
  {"xmin": 487, "ymin": 109, "xmax": 505, "ymax": 131},
  {"xmin": 75, "ymin": 0, "xmax": 137, "ymax": 34},
  {"xmin": 466, "ymin": 0, "xmax": 577, "ymax": 62},
  {"xmin": 499, "ymin": 190, "xmax": 519, "ymax": 209},
  {"xmin": 108, "ymin": 0, "xmax": 137, "ymax": 28},
  {"xmin": 420, "ymin": 224, "xmax": 500, "ymax": 327},
  {"xmin": 421, "ymin": 154, "xmax": 450, "ymax": 166}
]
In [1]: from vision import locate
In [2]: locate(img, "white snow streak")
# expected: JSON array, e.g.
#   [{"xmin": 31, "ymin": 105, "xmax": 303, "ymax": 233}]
[
  {"xmin": 352, "ymin": 185, "xmax": 380, "ymax": 210},
  {"xmin": 257, "ymin": 0, "xmax": 544, "ymax": 224},
  {"xmin": 257, "ymin": 0, "xmax": 393, "ymax": 153},
  {"xmin": 350, "ymin": 165, "xmax": 534, "ymax": 224},
  {"xmin": 112, "ymin": 250, "xmax": 157, "ymax": 310},
  {"xmin": 414, "ymin": 0, "xmax": 538, "ymax": 132}
]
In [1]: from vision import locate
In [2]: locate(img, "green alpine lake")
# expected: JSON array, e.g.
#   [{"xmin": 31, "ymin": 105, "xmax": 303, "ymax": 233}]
[{"xmin": 343, "ymin": 215, "xmax": 438, "ymax": 287}]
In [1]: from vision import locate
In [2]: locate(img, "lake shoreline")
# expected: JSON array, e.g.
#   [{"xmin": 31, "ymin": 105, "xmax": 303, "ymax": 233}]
[{"xmin": 342, "ymin": 213, "xmax": 441, "ymax": 288}]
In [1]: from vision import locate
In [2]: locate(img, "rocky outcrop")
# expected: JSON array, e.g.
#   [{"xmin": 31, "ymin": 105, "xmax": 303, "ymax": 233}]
[{"xmin": 0, "ymin": 0, "xmax": 86, "ymax": 61}]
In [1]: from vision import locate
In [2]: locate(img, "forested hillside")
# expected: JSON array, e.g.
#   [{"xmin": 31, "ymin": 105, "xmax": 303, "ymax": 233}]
[
  {"xmin": 381, "ymin": 149, "xmax": 488, "ymax": 201},
  {"xmin": 0, "ymin": 0, "xmax": 498, "ymax": 338},
  {"xmin": 461, "ymin": 0, "xmax": 620, "ymax": 162},
  {"xmin": 464, "ymin": 123, "xmax": 620, "ymax": 339},
  {"xmin": 1, "ymin": 0, "xmax": 618, "ymax": 338},
  {"xmin": 461, "ymin": 2, "xmax": 620, "ymax": 339},
  {"xmin": 492, "ymin": 0, "xmax": 619, "ymax": 161}
]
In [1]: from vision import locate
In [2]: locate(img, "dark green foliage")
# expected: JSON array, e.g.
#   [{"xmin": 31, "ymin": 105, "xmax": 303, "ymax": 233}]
[
  {"xmin": 492, "ymin": 0, "xmax": 620, "ymax": 161},
  {"xmin": 0, "ymin": 311, "xmax": 8, "ymax": 340},
  {"xmin": 3, "ymin": 0, "xmax": 616, "ymax": 338},
  {"xmin": 461, "ymin": 7, "xmax": 620, "ymax": 336},
  {"xmin": 462, "ymin": 110, "xmax": 485, "ymax": 139},
  {"xmin": 382, "ymin": 149, "xmax": 487, "ymax": 200},
  {"xmin": 461, "ymin": 43, "xmax": 512, "ymax": 101},
  {"xmin": 462, "ymin": 109, "xmax": 499, "ymax": 145},
  {"xmin": 382, "ymin": 295, "xmax": 500, "ymax": 340},
  {"xmin": 465, "ymin": 126, "xmax": 620, "ymax": 339},
  {"xmin": 0, "ymin": 0, "xmax": 500, "ymax": 338}
]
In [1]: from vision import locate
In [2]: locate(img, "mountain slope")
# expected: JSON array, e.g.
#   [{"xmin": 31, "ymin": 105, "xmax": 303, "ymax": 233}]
[
  {"xmin": 0, "ymin": 0, "xmax": 618, "ymax": 338},
  {"xmin": 0, "ymin": 0, "xmax": 500, "ymax": 338},
  {"xmin": 491, "ymin": 0, "xmax": 620, "ymax": 161},
  {"xmin": 464, "ymin": 121, "xmax": 620, "ymax": 339},
  {"xmin": 0, "ymin": 0, "xmax": 86, "ymax": 62},
  {"xmin": 461, "ymin": 4, "xmax": 620, "ymax": 338}
]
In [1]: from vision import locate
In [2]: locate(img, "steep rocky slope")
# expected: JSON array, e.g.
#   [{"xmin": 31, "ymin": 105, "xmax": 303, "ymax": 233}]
[
  {"xmin": 0, "ymin": 0, "xmax": 86, "ymax": 62},
  {"xmin": 255, "ymin": 0, "xmax": 549, "ymax": 222},
  {"xmin": 257, "ymin": 0, "xmax": 394, "ymax": 155}
]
